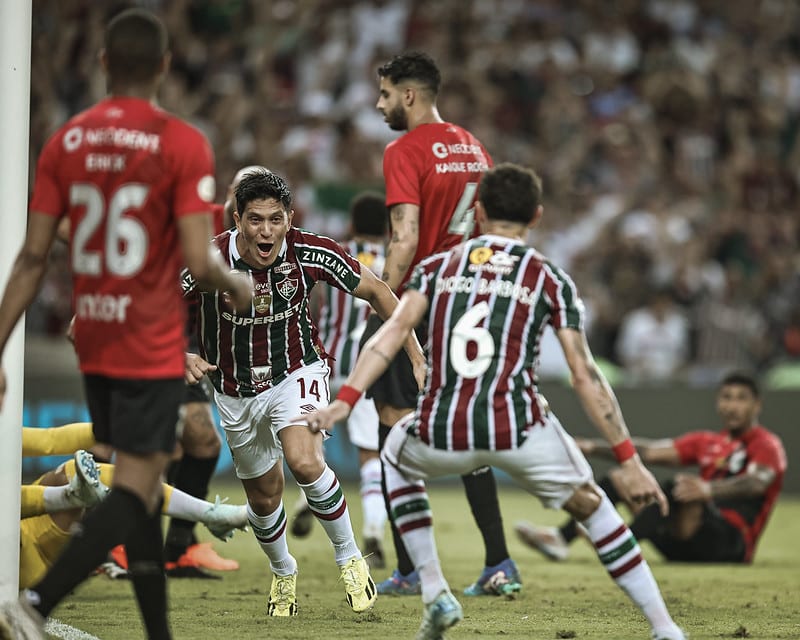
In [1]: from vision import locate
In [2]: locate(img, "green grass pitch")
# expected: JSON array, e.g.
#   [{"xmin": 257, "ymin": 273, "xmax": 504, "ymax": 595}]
[{"xmin": 47, "ymin": 479, "xmax": 800, "ymax": 639}]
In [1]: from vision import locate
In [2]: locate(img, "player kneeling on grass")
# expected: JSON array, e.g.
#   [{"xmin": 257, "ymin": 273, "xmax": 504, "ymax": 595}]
[{"xmin": 297, "ymin": 164, "xmax": 686, "ymax": 640}]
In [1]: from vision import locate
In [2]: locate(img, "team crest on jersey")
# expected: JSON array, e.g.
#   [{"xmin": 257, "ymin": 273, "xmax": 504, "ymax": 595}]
[
  {"xmin": 254, "ymin": 293, "xmax": 272, "ymax": 314},
  {"xmin": 469, "ymin": 247, "xmax": 493, "ymax": 265},
  {"xmin": 274, "ymin": 262, "xmax": 295, "ymax": 275},
  {"xmin": 277, "ymin": 277, "xmax": 298, "ymax": 301}
]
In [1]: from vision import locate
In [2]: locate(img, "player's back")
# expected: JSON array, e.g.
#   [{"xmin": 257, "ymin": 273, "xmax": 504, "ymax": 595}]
[
  {"xmin": 410, "ymin": 235, "xmax": 582, "ymax": 451},
  {"xmin": 384, "ymin": 122, "xmax": 491, "ymax": 290},
  {"xmin": 30, "ymin": 96, "xmax": 215, "ymax": 379}
]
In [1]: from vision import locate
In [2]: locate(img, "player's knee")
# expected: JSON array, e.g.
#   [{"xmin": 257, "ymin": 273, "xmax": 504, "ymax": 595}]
[
  {"xmin": 286, "ymin": 454, "xmax": 325, "ymax": 485},
  {"xmin": 563, "ymin": 483, "xmax": 603, "ymax": 521}
]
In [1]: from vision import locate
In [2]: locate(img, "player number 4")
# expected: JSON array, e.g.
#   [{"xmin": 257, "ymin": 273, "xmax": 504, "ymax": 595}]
[
  {"xmin": 446, "ymin": 182, "xmax": 478, "ymax": 239},
  {"xmin": 450, "ymin": 301, "xmax": 494, "ymax": 378},
  {"xmin": 70, "ymin": 182, "xmax": 150, "ymax": 277}
]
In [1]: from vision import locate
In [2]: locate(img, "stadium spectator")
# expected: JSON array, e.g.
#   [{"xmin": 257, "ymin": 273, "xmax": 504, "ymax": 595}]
[
  {"xmin": 0, "ymin": 9, "xmax": 252, "ymax": 639},
  {"xmin": 298, "ymin": 163, "xmax": 686, "ymax": 640},
  {"xmin": 615, "ymin": 285, "xmax": 691, "ymax": 383},
  {"xmin": 182, "ymin": 168, "xmax": 425, "ymax": 616},
  {"xmin": 517, "ymin": 372, "xmax": 786, "ymax": 564},
  {"xmin": 363, "ymin": 51, "xmax": 522, "ymax": 597},
  {"xmin": 26, "ymin": 2, "xmax": 800, "ymax": 381}
]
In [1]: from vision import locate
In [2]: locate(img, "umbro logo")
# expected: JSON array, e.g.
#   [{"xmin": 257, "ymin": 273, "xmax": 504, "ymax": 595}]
[{"xmin": 298, "ymin": 404, "xmax": 317, "ymax": 413}]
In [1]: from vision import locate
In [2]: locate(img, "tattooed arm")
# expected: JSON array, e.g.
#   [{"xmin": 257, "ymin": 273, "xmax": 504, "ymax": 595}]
[
  {"xmin": 382, "ymin": 203, "xmax": 419, "ymax": 292},
  {"xmin": 557, "ymin": 328, "xmax": 630, "ymax": 446},
  {"xmin": 557, "ymin": 327, "xmax": 669, "ymax": 515}
]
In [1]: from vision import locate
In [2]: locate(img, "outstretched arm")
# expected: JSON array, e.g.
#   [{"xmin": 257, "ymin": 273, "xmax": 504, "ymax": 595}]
[
  {"xmin": 293, "ymin": 290, "xmax": 428, "ymax": 432},
  {"xmin": 577, "ymin": 437, "xmax": 682, "ymax": 466},
  {"xmin": 557, "ymin": 327, "xmax": 669, "ymax": 515},
  {"xmin": 352, "ymin": 266, "xmax": 426, "ymax": 388}
]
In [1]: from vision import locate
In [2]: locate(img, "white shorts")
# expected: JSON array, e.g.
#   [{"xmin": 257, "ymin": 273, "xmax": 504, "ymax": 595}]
[
  {"xmin": 214, "ymin": 360, "xmax": 331, "ymax": 480},
  {"xmin": 331, "ymin": 377, "xmax": 379, "ymax": 451},
  {"xmin": 382, "ymin": 410, "xmax": 593, "ymax": 510}
]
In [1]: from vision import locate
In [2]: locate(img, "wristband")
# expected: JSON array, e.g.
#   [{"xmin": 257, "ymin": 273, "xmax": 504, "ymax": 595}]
[
  {"xmin": 612, "ymin": 439, "xmax": 636, "ymax": 463},
  {"xmin": 336, "ymin": 384, "xmax": 362, "ymax": 409}
]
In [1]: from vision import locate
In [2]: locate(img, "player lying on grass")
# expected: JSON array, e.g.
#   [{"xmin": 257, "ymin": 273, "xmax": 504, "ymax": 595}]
[{"xmin": 20, "ymin": 447, "xmax": 247, "ymax": 590}]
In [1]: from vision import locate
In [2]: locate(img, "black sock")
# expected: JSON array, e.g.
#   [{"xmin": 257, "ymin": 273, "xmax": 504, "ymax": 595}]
[
  {"xmin": 379, "ymin": 422, "xmax": 415, "ymax": 576},
  {"xmin": 559, "ymin": 476, "xmax": 623, "ymax": 543},
  {"xmin": 461, "ymin": 466, "xmax": 508, "ymax": 567},
  {"xmin": 127, "ymin": 501, "xmax": 171, "ymax": 640},
  {"xmin": 164, "ymin": 453, "xmax": 218, "ymax": 561},
  {"xmin": 31, "ymin": 487, "xmax": 147, "ymax": 617}
]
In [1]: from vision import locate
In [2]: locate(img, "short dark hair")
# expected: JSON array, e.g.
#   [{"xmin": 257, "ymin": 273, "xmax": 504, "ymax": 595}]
[
  {"xmin": 105, "ymin": 9, "xmax": 168, "ymax": 83},
  {"xmin": 349, "ymin": 192, "xmax": 388, "ymax": 237},
  {"xmin": 235, "ymin": 168, "xmax": 292, "ymax": 214},
  {"xmin": 477, "ymin": 163, "xmax": 542, "ymax": 225},
  {"xmin": 720, "ymin": 371, "xmax": 760, "ymax": 397},
  {"xmin": 377, "ymin": 52, "xmax": 441, "ymax": 98}
]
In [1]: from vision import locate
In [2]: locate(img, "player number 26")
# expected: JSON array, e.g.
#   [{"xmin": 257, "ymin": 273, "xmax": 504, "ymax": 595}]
[
  {"xmin": 450, "ymin": 301, "xmax": 494, "ymax": 378},
  {"xmin": 70, "ymin": 182, "xmax": 150, "ymax": 277}
]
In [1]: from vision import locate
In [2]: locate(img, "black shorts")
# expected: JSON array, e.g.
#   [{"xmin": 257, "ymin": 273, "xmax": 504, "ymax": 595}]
[
  {"xmin": 183, "ymin": 378, "xmax": 210, "ymax": 404},
  {"xmin": 359, "ymin": 314, "xmax": 421, "ymax": 410},
  {"xmin": 648, "ymin": 501, "xmax": 746, "ymax": 563},
  {"xmin": 84, "ymin": 374, "xmax": 184, "ymax": 455}
]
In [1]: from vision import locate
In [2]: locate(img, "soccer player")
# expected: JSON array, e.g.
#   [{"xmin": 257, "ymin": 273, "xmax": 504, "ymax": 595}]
[
  {"xmin": 517, "ymin": 372, "xmax": 786, "ymax": 564},
  {"xmin": 314, "ymin": 191, "xmax": 390, "ymax": 567},
  {"xmin": 163, "ymin": 167, "xmax": 256, "ymax": 577},
  {"xmin": 0, "ymin": 9, "xmax": 251, "ymax": 640},
  {"xmin": 184, "ymin": 168, "xmax": 425, "ymax": 617},
  {"xmin": 366, "ymin": 50, "xmax": 520, "ymax": 597},
  {"xmin": 298, "ymin": 163, "xmax": 686, "ymax": 640},
  {"xmin": 20, "ymin": 448, "xmax": 247, "ymax": 589}
]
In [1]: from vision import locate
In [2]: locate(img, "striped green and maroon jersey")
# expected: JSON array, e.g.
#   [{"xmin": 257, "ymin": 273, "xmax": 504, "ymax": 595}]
[
  {"xmin": 405, "ymin": 234, "xmax": 584, "ymax": 451},
  {"xmin": 186, "ymin": 227, "xmax": 362, "ymax": 397},
  {"xmin": 317, "ymin": 239, "xmax": 385, "ymax": 379}
]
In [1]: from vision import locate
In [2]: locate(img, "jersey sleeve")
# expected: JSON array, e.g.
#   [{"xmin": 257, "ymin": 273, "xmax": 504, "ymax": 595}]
[
  {"xmin": 673, "ymin": 431, "xmax": 716, "ymax": 465},
  {"xmin": 747, "ymin": 434, "xmax": 787, "ymax": 473},
  {"xmin": 29, "ymin": 133, "xmax": 66, "ymax": 217},
  {"xmin": 167, "ymin": 121, "xmax": 216, "ymax": 218},
  {"xmin": 383, "ymin": 142, "xmax": 420, "ymax": 208},
  {"xmin": 544, "ymin": 263, "xmax": 584, "ymax": 331},
  {"xmin": 296, "ymin": 232, "xmax": 362, "ymax": 293}
]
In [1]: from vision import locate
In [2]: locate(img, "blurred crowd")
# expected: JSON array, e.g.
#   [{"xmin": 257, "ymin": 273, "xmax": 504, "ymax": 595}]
[{"xmin": 27, "ymin": 0, "xmax": 800, "ymax": 386}]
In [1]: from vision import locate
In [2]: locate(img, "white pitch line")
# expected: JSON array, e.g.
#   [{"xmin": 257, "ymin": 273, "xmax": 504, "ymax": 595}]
[{"xmin": 45, "ymin": 618, "xmax": 102, "ymax": 640}]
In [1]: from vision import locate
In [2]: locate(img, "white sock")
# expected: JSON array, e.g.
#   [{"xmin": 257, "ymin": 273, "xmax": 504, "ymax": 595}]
[
  {"xmin": 247, "ymin": 502, "xmax": 297, "ymax": 576},
  {"xmin": 384, "ymin": 462, "xmax": 448, "ymax": 604},
  {"xmin": 163, "ymin": 487, "xmax": 210, "ymax": 520},
  {"xmin": 359, "ymin": 457, "xmax": 386, "ymax": 539},
  {"xmin": 43, "ymin": 485, "xmax": 83, "ymax": 512},
  {"xmin": 582, "ymin": 495, "xmax": 681, "ymax": 637},
  {"xmin": 300, "ymin": 465, "xmax": 360, "ymax": 565}
]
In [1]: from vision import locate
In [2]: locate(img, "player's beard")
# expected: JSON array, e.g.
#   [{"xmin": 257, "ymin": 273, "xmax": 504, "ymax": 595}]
[{"xmin": 385, "ymin": 104, "xmax": 408, "ymax": 131}]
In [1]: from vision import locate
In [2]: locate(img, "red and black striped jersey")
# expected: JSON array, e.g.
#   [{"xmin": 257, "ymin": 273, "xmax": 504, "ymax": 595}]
[
  {"xmin": 317, "ymin": 239, "xmax": 385, "ymax": 379},
  {"xmin": 186, "ymin": 227, "xmax": 362, "ymax": 397},
  {"xmin": 405, "ymin": 234, "xmax": 584, "ymax": 451}
]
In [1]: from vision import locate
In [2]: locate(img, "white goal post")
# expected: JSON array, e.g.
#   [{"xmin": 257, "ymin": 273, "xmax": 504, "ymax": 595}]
[{"xmin": 0, "ymin": 0, "xmax": 32, "ymax": 598}]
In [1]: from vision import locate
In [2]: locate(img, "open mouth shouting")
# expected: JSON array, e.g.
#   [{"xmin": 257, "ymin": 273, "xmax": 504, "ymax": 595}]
[{"xmin": 258, "ymin": 242, "xmax": 274, "ymax": 259}]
